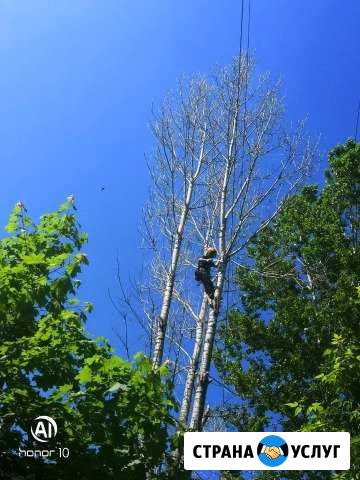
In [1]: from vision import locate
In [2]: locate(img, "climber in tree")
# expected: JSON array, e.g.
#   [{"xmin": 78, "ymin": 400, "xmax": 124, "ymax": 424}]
[{"xmin": 195, "ymin": 247, "xmax": 219, "ymax": 308}]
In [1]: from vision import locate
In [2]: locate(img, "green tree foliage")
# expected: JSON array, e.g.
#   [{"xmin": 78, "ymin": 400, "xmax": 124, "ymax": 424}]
[
  {"xmin": 216, "ymin": 140, "xmax": 360, "ymax": 479},
  {"xmin": 0, "ymin": 200, "xmax": 175, "ymax": 480}
]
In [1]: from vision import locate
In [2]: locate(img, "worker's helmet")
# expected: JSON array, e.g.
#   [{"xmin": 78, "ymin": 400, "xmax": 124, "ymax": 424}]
[{"xmin": 205, "ymin": 247, "xmax": 217, "ymax": 258}]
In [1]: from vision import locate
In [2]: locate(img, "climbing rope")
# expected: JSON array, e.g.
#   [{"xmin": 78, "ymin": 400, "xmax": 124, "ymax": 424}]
[
  {"xmin": 225, "ymin": 0, "xmax": 252, "ymax": 325},
  {"xmin": 223, "ymin": 0, "xmax": 252, "ymax": 408}
]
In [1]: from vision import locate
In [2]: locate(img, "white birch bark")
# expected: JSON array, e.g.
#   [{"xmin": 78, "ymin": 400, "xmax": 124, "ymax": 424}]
[
  {"xmin": 152, "ymin": 127, "xmax": 207, "ymax": 368},
  {"xmin": 179, "ymin": 293, "xmax": 207, "ymax": 424}
]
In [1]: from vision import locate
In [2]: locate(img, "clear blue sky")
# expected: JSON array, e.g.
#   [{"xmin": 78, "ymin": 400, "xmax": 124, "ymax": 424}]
[{"xmin": 1, "ymin": 0, "xmax": 360, "ymax": 353}]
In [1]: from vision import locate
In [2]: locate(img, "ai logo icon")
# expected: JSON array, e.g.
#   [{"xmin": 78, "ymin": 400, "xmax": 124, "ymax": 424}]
[
  {"xmin": 30, "ymin": 416, "xmax": 58, "ymax": 443},
  {"xmin": 18, "ymin": 415, "xmax": 69, "ymax": 459}
]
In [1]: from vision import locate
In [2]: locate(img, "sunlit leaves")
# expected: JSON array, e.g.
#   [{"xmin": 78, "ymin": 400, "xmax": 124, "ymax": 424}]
[
  {"xmin": 217, "ymin": 141, "xmax": 360, "ymax": 479},
  {"xmin": 0, "ymin": 200, "xmax": 175, "ymax": 479}
]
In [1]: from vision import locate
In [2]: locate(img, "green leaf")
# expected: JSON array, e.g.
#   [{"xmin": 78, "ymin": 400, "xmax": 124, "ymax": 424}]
[
  {"xmin": 84, "ymin": 301, "xmax": 93, "ymax": 313},
  {"xmin": 106, "ymin": 382, "xmax": 128, "ymax": 394},
  {"xmin": 52, "ymin": 384, "xmax": 73, "ymax": 401},
  {"xmin": 58, "ymin": 201, "xmax": 69, "ymax": 212},
  {"xmin": 22, "ymin": 254, "xmax": 46, "ymax": 265},
  {"xmin": 68, "ymin": 298, "xmax": 79, "ymax": 305},
  {"xmin": 77, "ymin": 366, "xmax": 92, "ymax": 384}
]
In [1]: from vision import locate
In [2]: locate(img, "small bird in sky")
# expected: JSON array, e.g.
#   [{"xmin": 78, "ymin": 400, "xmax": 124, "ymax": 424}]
[{"xmin": 100, "ymin": 186, "xmax": 105, "ymax": 191}]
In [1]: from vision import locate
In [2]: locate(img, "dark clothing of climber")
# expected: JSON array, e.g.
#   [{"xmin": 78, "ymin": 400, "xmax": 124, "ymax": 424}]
[
  {"xmin": 195, "ymin": 247, "xmax": 218, "ymax": 302},
  {"xmin": 196, "ymin": 257, "xmax": 216, "ymax": 299}
]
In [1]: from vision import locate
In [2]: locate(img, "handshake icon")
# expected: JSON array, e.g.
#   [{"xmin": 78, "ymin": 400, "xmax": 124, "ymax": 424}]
[{"xmin": 257, "ymin": 442, "xmax": 289, "ymax": 459}]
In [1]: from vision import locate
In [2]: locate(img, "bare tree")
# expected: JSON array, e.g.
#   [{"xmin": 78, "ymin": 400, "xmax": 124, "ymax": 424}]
[
  {"xmin": 122, "ymin": 54, "xmax": 317, "ymax": 475},
  {"xmin": 186, "ymin": 56, "xmax": 316, "ymax": 431},
  {"xmin": 143, "ymin": 77, "xmax": 216, "ymax": 369}
]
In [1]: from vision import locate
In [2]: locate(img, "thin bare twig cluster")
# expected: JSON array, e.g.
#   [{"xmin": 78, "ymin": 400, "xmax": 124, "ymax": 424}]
[{"xmin": 116, "ymin": 55, "xmax": 318, "ymax": 467}]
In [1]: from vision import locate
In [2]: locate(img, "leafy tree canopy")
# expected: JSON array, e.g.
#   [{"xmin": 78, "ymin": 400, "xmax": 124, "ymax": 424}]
[
  {"xmin": 0, "ymin": 200, "xmax": 175, "ymax": 480},
  {"xmin": 216, "ymin": 140, "xmax": 360, "ymax": 479}
]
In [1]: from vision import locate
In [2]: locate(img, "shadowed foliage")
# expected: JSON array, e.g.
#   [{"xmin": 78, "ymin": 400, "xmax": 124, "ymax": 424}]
[{"xmin": 216, "ymin": 140, "xmax": 360, "ymax": 479}]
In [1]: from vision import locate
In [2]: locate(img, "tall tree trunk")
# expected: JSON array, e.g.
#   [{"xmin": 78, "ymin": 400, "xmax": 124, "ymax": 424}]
[
  {"xmin": 152, "ymin": 130, "xmax": 206, "ymax": 369},
  {"xmin": 189, "ymin": 105, "xmax": 234, "ymax": 429},
  {"xmin": 190, "ymin": 267, "xmax": 226, "ymax": 431},
  {"xmin": 152, "ymin": 181, "xmax": 193, "ymax": 369},
  {"xmin": 179, "ymin": 294, "xmax": 208, "ymax": 424}
]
